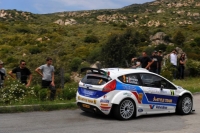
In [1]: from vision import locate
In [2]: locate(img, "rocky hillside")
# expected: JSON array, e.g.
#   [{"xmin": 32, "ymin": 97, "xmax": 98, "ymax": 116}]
[
  {"xmin": 1, "ymin": 0, "xmax": 200, "ymax": 27},
  {"xmin": 0, "ymin": 0, "xmax": 200, "ymax": 83}
]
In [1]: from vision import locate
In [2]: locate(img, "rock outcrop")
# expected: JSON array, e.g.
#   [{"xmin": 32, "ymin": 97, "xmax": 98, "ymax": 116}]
[
  {"xmin": 54, "ymin": 19, "xmax": 77, "ymax": 25},
  {"xmin": 150, "ymin": 32, "xmax": 168, "ymax": 45}
]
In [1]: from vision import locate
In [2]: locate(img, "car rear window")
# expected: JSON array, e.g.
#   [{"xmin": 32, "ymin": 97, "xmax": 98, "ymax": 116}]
[{"xmin": 81, "ymin": 75, "xmax": 109, "ymax": 85}]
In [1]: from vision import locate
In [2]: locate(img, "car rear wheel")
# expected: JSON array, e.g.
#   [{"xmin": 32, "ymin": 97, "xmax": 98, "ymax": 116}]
[
  {"xmin": 114, "ymin": 99, "xmax": 135, "ymax": 120},
  {"xmin": 177, "ymin": 95, "xmax": 192, "ymax": 115}
]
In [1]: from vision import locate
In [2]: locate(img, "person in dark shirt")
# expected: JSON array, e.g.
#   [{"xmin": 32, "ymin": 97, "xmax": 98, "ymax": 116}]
[
  {"xmin": 150, "ymin": 51, "xmax": 158, "ymax": 74},
  {"xmin": 178, "ymin": 53, "xmax": 186, "ymax": 79},
  {"xmin": 9, "ymin": 60, "xmax": 32, "ymax": 87},
  {"xmin": 157, "ymin": 50, "xmax": 163, "ymax": 75},
  {"xmin": 140, "ymin": 51, "xmax": 152, "ymax": 69}
]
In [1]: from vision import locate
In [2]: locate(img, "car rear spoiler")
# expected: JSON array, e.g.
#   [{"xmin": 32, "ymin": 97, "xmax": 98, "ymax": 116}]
[{"xmin": 80, "ymin": 67, "xmax": 107, "ymax": 75}]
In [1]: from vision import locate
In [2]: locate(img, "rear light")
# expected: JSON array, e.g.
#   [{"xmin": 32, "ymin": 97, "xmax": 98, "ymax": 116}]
[{"xmin": 102, "ymin": 80, "xmax": 116, "ymax": 92}]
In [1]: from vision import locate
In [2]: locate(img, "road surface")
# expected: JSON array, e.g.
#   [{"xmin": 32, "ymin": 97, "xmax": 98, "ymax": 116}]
[{"xmin": 0, "ymin": 94, "xmax": 199, "ymax": 133}]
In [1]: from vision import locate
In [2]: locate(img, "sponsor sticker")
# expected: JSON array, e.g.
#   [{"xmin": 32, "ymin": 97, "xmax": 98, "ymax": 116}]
[
  {"xmin": 153, "ymin": 96, "xmax": 172, "ymax": 103},
  {"xmin": 78, "ymin": 96, "xmax": 96, "ymax": 104},
  {"xmin": 123, "ymin": 92, "xmax": 132, "ymax": 96},
  {"xmin": 138, "ymin": 108, "xmax": 143, "ymax": 112},
  {"xmin": 100, "ymin": 99, "xmax": 109, "ymax": 103},
  {"xmin": 149, "ymin": 105, "xmax": 167, "ymax": 109}
]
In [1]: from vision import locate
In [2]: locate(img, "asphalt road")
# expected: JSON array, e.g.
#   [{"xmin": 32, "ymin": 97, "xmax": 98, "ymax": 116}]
[{"xmin": 0, "ymin": 94, "xmax": 199, "ymax": 133}]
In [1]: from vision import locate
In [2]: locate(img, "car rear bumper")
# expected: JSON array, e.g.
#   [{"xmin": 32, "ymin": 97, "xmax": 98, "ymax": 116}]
[
  {"xmin": 77, "ymin": 102, "xmax": 105, "ymax": 115},
  {"xmin": 76, "ymin": 93, "xmax": 112, "ymax": 115}
]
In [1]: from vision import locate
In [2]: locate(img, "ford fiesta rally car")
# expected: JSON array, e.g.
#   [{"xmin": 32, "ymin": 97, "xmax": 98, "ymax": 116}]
[{"xmin": 76, "ymin": 67, "xmax": 195, "ymax": 120}]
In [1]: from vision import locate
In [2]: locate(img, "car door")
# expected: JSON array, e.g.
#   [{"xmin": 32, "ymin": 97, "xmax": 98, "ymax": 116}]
[{"xmin": 139, "ymin": 73, "xmax": 178, "ymax": 114}]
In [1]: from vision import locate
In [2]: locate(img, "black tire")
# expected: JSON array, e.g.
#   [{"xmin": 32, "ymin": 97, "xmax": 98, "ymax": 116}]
[
  {"xmin": 176, "ymin": 95, "xmax": 192, "ymax": 115},
  {"xmin": 114, "ymin": 99, "xmax": 135, "ymax": 120}
]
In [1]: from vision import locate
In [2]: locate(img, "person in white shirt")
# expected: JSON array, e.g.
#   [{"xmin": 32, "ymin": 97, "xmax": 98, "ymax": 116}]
[{"xmin": 170, "ymin": 49, "xmax": 178, "ymax": 79}]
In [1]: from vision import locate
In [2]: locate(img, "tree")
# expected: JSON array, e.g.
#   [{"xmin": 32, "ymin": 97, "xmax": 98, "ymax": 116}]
[
  {"xmin": 173, "ymin": 31, "xmax": 185, "ymax": 47},
  {"xmin": 194, "ymin": 37, "xmax": 200, "ymax": 47},
  {"xmin": 101, "ymin": 29, "xmax": 137, "ymax": 67}
]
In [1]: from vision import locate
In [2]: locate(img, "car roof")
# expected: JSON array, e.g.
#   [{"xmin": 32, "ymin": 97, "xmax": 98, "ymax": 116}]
[{"xmin": 101, "ymin": 68, "xmax": 150, "ymax": 77}]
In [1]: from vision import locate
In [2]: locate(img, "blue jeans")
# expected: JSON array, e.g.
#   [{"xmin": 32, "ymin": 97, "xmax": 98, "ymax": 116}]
[{"xmin": 179, "ymin": 65, "xmax": 185, "ymax": 79}]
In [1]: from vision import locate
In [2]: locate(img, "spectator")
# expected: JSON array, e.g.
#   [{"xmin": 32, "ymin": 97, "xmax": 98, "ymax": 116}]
[
  {"xmin": 131, "ymin": 57, "xmax": 141, "ymax": 68},
  {"xmin": 0, "ymin": 60, "xmax": 7, "ymax": 88},
  {"xmin": 9, "ymin": 60, "xmax": 32, "ymax": 87},
  {"xmin": 150, "ymin": 51, "xmax": 158, "ymax": 74},
  {"xmin": 35, "ymin": 57, "xmax": 56, "ymax": 101},
  {"xmin": 170, "ymin": 49, "xmax": 178, "ymax": 79},
  {"xmin": 179, "ymin": 53, "xmax": 186, "ymax": 79},
  {"xmin": 157, "ymin": 50, "xmax": 163, "ymax": 75},
  {"xmin": 140, "ymin": 51, "xmax": 152, "ymax": 69}
]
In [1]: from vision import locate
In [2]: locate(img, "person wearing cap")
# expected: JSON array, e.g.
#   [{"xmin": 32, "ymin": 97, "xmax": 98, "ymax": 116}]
[
  {"xmin": 0, "ymin": 60, "xmax": 7, "ymax": 88},
  {"xmin": 35, "ymin": 57, "xmax": 56, "ymax": 101},
  {"xmin": 9, "ymin": 60, "xmax": 32, "ymax": 87},
  {"xmin": 170, "ymin": 49, "xmax": 178, "ymax": 79},
  {"xmin": 150, "ymin": 51, "xmax": 158, "ymax": 74}
]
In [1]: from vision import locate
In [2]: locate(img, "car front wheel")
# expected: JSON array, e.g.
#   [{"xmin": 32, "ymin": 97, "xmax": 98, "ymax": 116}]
[
  {"xmin": 177, "ymin": 95, "xmax": 192, "ymax": 115},
  {"xmin": 114, "ymin": 99, "xmax": 135, "ymax": 120}
]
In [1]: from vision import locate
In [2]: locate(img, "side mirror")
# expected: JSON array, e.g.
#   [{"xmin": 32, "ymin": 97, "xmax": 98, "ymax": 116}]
[{"xmin": 161, "ymin": 85, "xmax": 164, "ymax": 90}]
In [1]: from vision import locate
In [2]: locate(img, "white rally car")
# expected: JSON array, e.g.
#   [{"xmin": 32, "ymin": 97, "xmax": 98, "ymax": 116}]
[{"xmin": 76, "ymin": 67, "xmax": 195, "ymax": 120}]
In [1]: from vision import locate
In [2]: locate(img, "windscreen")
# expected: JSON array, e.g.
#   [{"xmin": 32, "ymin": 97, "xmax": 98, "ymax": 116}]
[{"xmin": 81, "ymin": 75, "xmax": 109, "ymax": 85}]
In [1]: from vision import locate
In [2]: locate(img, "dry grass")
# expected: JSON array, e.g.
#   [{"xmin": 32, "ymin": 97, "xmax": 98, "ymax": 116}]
[{"xmin": 173, "ymin": 77, "xmax": 200, "ymax": 93}]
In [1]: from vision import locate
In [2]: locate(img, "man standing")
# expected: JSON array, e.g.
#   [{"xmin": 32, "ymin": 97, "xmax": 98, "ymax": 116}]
[
  {"xmin": 150, "ymin": 51, "xmax": 158, "ymax": 74},
  {"xmin": 9, "ymin": 60, "xmax": 32, "ymax": 87},
  {"xmin": 35, "ymin": 57, "xmax": 56, "ymax": 100},
  {"xmin": 140, "ymin": 51, "xmax": 152, "ymax": 70},
  {"xmin": 170, "ymin": 49, "xmax": 178, "ymax": 79},
  {"xmin": 0, "ymin": 60, "xmax": 7, "ymax": 88}
]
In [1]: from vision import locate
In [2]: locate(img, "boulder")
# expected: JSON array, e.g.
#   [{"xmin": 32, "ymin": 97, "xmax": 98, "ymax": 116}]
[{"xmin": 150, "ymin": 32, "xmax": 167, "ymax": 45}]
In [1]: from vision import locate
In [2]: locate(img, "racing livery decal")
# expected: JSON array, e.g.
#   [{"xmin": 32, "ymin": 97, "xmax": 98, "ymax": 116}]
[
  {"xmin": 150, "ymin": 105, "xmax": 167, "ymax": 109},
  {"xmin": 171, "ymin": 90, "xmax": 175, "ymax": 96},
  {"xmin": 145, "ymin": 93, "xmax": 178, "ymax": 105}
]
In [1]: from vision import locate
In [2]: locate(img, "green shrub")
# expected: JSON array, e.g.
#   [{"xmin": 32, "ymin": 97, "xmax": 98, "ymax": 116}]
[
  {"xmin": 70, "ymin": 57, "xmax": 82, "ymax": 71},
  {"xmin": 84, "ymin": 35, "xmax": 99, "ymax": 43},
  {"xmin": 61, "ymin": 82, "xmax": 78, "ymax": 100},
  {"xmin": 160, "ymin": 61, "xmax": 173, "ymax": 81},
  {"xmin": 186, "ymin": 59, "xmax": 200, "ymax": 77},
  {"xmin": 61, "ymin": 87, "xmax": 77, "ymax": 100},
  {"xmin": 78, "ymin": 61, "xmax": 91, "ymax": 72},
  {"xmin": 29, "ymin": 46, "xmax": 41, "ymax": 54},
  {"xmin": 0, "ymin": 79, "xmax": 36, "ymax": 104},
  {"xmin": 64, "ymin": 73, "xmax": 71, "ymax": 83},
  {"xmin": 38, "ymin": 89, "xmax": 49, "ymax": 101}
]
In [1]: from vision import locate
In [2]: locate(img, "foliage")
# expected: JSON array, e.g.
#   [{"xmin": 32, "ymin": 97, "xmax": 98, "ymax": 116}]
[
  {"xmin": 173, "ymin": 31, "xmax": 185, "ymax": 46},
  {"xmin": 155, "ymin": 44, "xmax": 167, "ymax": 52},
  {"xmin": 64, "ymin": 73, "xmax": 71, "ymax": 83},
  {"xmin": 61, "ymin": 82, "xmax": 78, "ymax": 100},
  {"xmin": 194, "ymin": 37, "xmax": 200, "ymax": 47},
  {"xmin": 101, "ymin": 29, "xmax": 137, "ymax": 67},
  {"xmin": 0, "ymin": 79, "xmax": 36, "ymax": 104},
  {"xmin": 186, "ymin": 59, "xmax": 200, "ymax": 77},
  {"xmin": 29, "ymin": 46, "xmax": 41, "ymax": 54},
  {"xmin": 84, "ymin": 35, "xmax": 99, "ymax": 43},
  {"xmin": 78, "ymin": 61, "xmax": 91, "ymax": 71},
  {"xmin": 160, "ymin": 60, "xmax": 173, "ymax": 81},
  {"xmin": 1, "ymin": 2, "xmax": 200, "ymax": 88},
  {"xmin": 69, "ymin": 57, "xmax": 82, "ymax": 71},
  {"xmin": 38, "ymin": 89, "xmax": 49, "ymax": 101}
]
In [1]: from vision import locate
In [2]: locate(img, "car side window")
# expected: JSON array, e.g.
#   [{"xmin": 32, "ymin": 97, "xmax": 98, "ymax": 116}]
[
  {"xmin": 140, "ymin": 73, "xmax": 176, "ymax": 89},
  {"xmin": 118, "ymin": 74, "xmax": 140, "ymax": 85}
]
